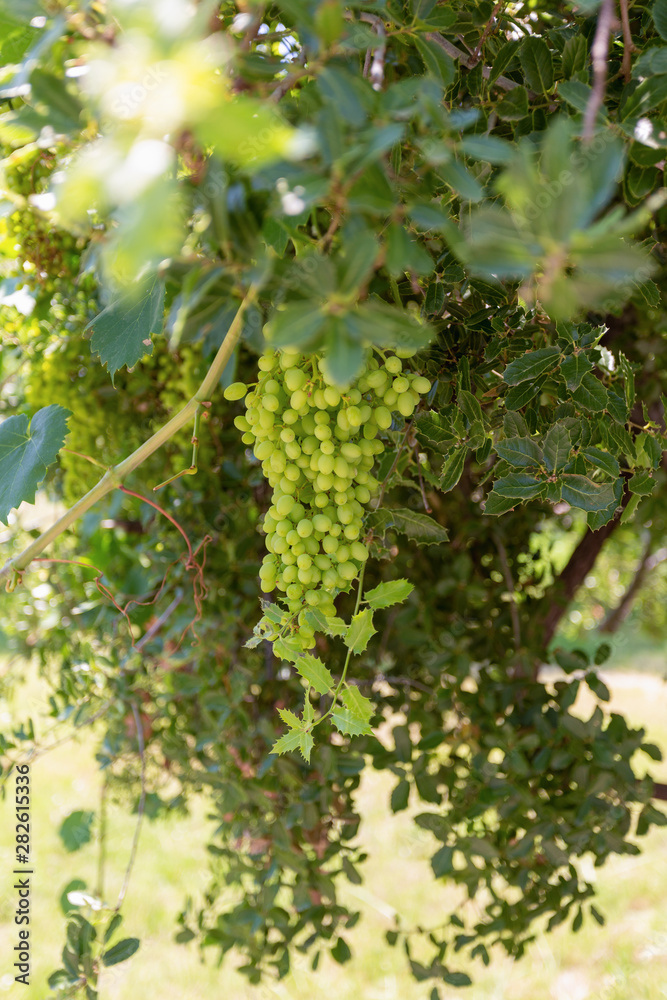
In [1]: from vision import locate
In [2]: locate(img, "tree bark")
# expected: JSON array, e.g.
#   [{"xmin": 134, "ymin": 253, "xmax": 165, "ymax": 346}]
[{"xmin": 538, "ymin": 488, "xmax": 632, "ymax": 647}]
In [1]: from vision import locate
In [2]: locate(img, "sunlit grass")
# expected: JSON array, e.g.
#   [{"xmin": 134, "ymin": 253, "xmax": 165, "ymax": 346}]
[{"xmin": 0, "ymin": 663, "xmax": 666, "ymax": 999}]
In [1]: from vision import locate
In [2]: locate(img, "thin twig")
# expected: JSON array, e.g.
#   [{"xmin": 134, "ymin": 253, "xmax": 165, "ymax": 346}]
[
  {"xmin": 413, "ymin": 443, "xmax": 432, "ymax": 513},
  {"xmin": 492, "ymin": 531, "xmax": 521, "ymax": 651},
  {"xmin": 114, "ymin": 700, "xmax": 147, "ymax": 911},
  {"xmin": 619, "ymin": 0, "xmax": 636, "ymax": 82},
  {"xmin": 472, "ymin": 1, "xmax": 503, "ymax": 62},
  {"xmin": 96, "ymin": 774, "xmax": 108, "ymax": 899},
  {"xmin": 360, "ymin": 12, "xmax": 386, "ymax": 91},
  {"xmin": 583, "ymin": 0, "xmax": 616, "ymax": 142},
  {"xmin": 427, "ymin": 32, "xmax": 533, "ymax": 95},
  {"xmin": 135, "ymin": 589, "xmax": 184, "ymax": 651}
]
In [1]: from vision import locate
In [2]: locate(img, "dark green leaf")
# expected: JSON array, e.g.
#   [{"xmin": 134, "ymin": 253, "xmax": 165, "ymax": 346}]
[
  {"xmin": 560, "ymin": 354, "xmax": 592, "ymax": 390},
  {"xmin": 88, "ymin": 278, "xmax": 165, "ymax": 382},
  {"xmin": 496, "ymin": 86, "xmax": 530, "ymax": 121},
  {"xmin": 58, "ymin": 811, "xmax": 94, "ymax": 853},
  {"xmin": 571, "ymin": 373, "xmax": 608, "ymax": 411},
  {"xmin": 101, "ymin": 938, "xmax": 140, "ymax": 967},
  {"xmin": 266, "ymin": 301, "xmax": 326, "ymax": 350},
  {"xmin": 519, "ymin": 37, "xmax": 554, "ymax": 93},
  {"xmin": 543, "ymin": 424, "xmax": 571, "ymax": 472},
  {"xmin": 440, "ymin": 446, "xmax": 467, "ymax": 491},
  {"xmin": 503, "ymin": 348, "xmax": 561, "ymax": 384},
  {"xmin": 391, "ymin": 778, "xmax": 410, "ymax": 812},
  {"xmin": 431, "ymin": 845, "xmax": 454, "ymax": 877},
  {"xmin": 580, "ymin": 447, "xmax": 620, "ymax": 478},
  {"xmin": 0, "ymin": 405, "xmax": 70, "ymax": 524},
  {"xmin": 460, "ymin": 135, "xmax": 514, "ymax": 165},
  {"xmin": 492, "ymin": 473, "xmax": 545, "ymax": 500},
  {"xmin": 628, "ymin": 470, "xmax": 655, "ymax": 496},
  {"xmin": 368, "ymin": 507, "xmax": 449, "ymax": 545},
  {"xmin": 495, "ymin": 436, "xmax": 543, "ymax": 468},
  {"xmin": 560, "ymin": 475, "xmax": 618, "ymax": 511}
]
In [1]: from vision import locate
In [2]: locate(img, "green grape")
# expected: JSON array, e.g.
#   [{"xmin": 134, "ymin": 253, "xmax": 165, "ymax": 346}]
[{"xmin": 228, "ymin": 346, "xmax": 432, "ymax": 633}]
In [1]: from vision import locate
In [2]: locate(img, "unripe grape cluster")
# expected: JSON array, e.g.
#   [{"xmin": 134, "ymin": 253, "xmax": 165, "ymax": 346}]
[{"xmin": 225, "ymin": 348, "xmax": 431, "ymax": 624}]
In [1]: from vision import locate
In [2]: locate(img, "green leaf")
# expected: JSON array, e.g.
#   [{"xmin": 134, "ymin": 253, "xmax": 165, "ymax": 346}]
[
  {"xmin": 503, "ymin": 347, "xmax": 561, "ymax": 385},
  {"xmin": 543, "ymin": 424, "xmax": 571, "ymax": 472},
  {"xmin": 580, "ymin": 447, "xmax": 620, "ymax": 478},
  {"xmin": 368, "ymin": 507, "xmax": 449, "ymax": 545},
  {"xmin": 460, "ymin": 135, "xmax": 514, "ymax": 165},
  {"xmin": 345, "ymin": 608, "xmax": 376, "ymax": 653},
  {"xmin": 495, "ymin": 436, "xmax": 543, "ymax": 468},
  {"xmin": 492, "ymin": 473, "xmax": 545, "ymax": 500},
  {"xmin": 654, "ymin": 0, "xmax": 667, "ymax": 40},
  {"xmin": 443, "ymin": 972, "xmax": 472, "ymax": 987},
  {"xmin": 266, "ymin": 301, "xmax": 327, "ymax": 350},
  {"xmin": 431, "ymin": 845, "xmax": 454, "ymax": 877},
  {"xmin": 331, "ymin": 708, "xmax": 373, "ymax": 736},
  {"xmin": 294, "ymin": 653, "xmax": 335, "ymax": 695},
  {"xmin": 103, "ymin": 914, "xmax": 123, "ymax": 945},
  {"xmin": 571, "ymin": 373, "xmax": 608, "ymax": 411},
  {"xmin": 391, "ymin": 778, "xmax": 410, "ymax": 812},
  {"xmin": 414, "ymin": 36, "xmax": 456, "ymax": 86},
  {"xmin": 483, "ymin": 491, "xmax": 520, "ymax": 515},
  {"xmin": 0, "ymin": 405, "xmax": 71, "ymax": 524},
  {"xmin": 341, "ymin": 686, "xmax": 374, "ymax": 723},
  {"xmin": 496, "ymin": 86, "xmax": 530, "ymax": 121},
  {"xmin": 277, "ymin": 708, "xmax": 304, "ymax": 730},
  {"xmin": 440, "ymin": 446, "xmax": 467, "ymax": 492},
  {"xmin": 271, "ymin": 729, "xmax": 304, "ymax": 755},
  {"xmin": 347, "ymin": 300, "xmax": 434, "ymax": 352},
  {"xmin": 322, "ymin": 316, "xmax": 365, "ymax": 387},
  {"xmin": 298, "ymin": 731, "xmax": 314, "ymax": 762},
  {"xmin": 628, "ymin": 470, "xmax": 656, "ymax": 496},
  {"xmin": 304, "ymin": 609, "xmax": 348, "ymax": 636},
  {"xmin": 519, "ymin": 37, "xmax": 554, "ymax": 93},
  {"xmin": 87, "ymin": 278, "xmax": 165, "ymax": 383},
  {"xmin": 458, "ymin": 389, "xmax": 483, "ymax": 425},
  {"xmin": 364, "ymin": 579, "xmax": 414, "ymax": 610},
  {"xmin": 437, "ymin": 159, "xmax": 484, "ymax": 202},
  {"xmin": 331, "ymin": 937, "xmax": 352, "ymax": 964},
  {"xmin": 101, "ymin": 938, "xmax": 140, "ymax": 967},
  {"xmin": 560, "ymin": 475, "xmax": 618, "ymax": 512},
  {"xmin": 58, "ymin": 811, "xmax": 94, "ymax": 853},
  {"xmin": 560, "ymin": 354, "xmax": 592, "ymax": 390}
]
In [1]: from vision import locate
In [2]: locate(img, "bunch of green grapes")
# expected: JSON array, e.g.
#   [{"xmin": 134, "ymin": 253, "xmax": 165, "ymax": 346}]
[{"xmin": 225, "ymin": 348, "xmax": 431, "ymax": 636}]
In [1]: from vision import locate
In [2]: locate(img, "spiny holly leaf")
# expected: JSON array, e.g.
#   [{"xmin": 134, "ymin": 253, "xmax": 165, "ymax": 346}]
[
  {"xmin": 341, "ymin": 686, "xmax": 374, "ymax": 723},
  {"xmin": 440, "ymin": 446, "xmax": 467, "ymax": 491},
  {"xmin": 502, "ymin": 347, "xmax": 561, "ymax": 385},
  {"xmin": 560, "ymin": 354, "xmax": 592, "ymax": 390},
  {"xmin": 345, "ymin": 608, "xmax": 376, "ymax": 653},
  {"xmin": 368, "ymin": 507, "xmax": 448, "ymax": 545},
  {"xmin": 294, "ymin": 653, "xmax": 334, "ymax": 694},
  {"xmin": 560, "ymin": 475, "xmax": 619, "ymax": 511},
  {"xmin": 277, "ymin": 708, "xmax": 304, "ymax": 730},
  {"xmin": 271, "ymin": 729, "xmax": 304, "ymax": 755},
  {"xmin": 495, "ymin": 436, "xmax": 543, "ymax": 468},
  {"xmin": 364, "ymin": 579, "xmax": 414, "ymax": 610},
  {"xmin": 304, "ymin": 608, "xmax": 348, "ymax": 636},
  {"xmin": 492, "ymin": 473, "xmax": 545, "ymax": 500},
  {"xmin": 331, "ymin": 708, "xmax": 374, "ymax": 737},
  {"xmin": 274, "ymin": 637, "xmax": 304, "ymax": 663},
  {"xmin": 0, "ymin": 405, "xmax": 71, "ymax": 524},
  {"xmin": 543, "ymin": 424, "xmax": 571, "ymax": 473},
  {"xmin": 88, "ymin": 277, "xmax": 165, "ymax": 383},
  {"xmin": 298, "ymin": 730, "xmax": 314, "ymax": 762}
]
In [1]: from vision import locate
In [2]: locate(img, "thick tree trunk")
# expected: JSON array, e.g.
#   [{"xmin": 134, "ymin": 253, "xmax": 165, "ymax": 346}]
[
  {"xmin": 600, "ymin": 537, "xmax": 651, "ymax": 633},
  {"xmin": 539, "ymin": 490, "xmax": 631, "ymax": 647}
]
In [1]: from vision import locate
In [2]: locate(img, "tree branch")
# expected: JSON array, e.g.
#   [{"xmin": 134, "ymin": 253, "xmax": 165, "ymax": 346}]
[
  {"xmin": 583, "ymin": 0, "xmax": 616, "ymax": 142},
  {"xmin": 0, "ymin": 285, "xmax": 258, "ymax": 586},
  {"xmin": 539, "ymin": 487, "xmax": 631, "ymax": 647},
  {"xmin": 600, "ymin": 541, "xmax": 667, "ymax": 633}
]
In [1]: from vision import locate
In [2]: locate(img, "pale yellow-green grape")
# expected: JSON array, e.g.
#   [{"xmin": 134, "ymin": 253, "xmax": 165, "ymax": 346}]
[{"xmin": 225, "ymin": 349, "xmax": 431, "ymax": 646}]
